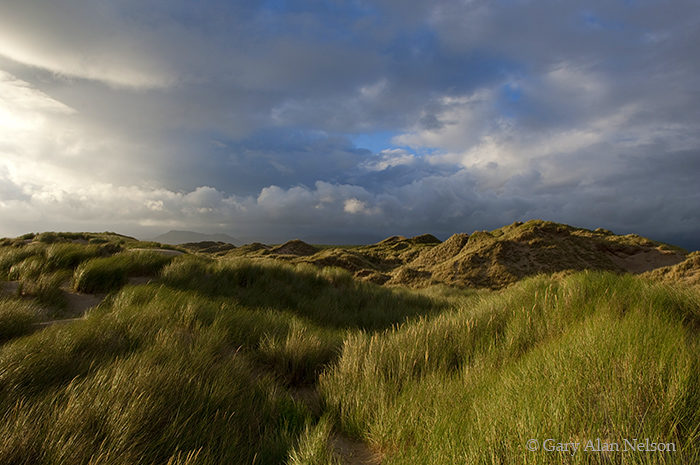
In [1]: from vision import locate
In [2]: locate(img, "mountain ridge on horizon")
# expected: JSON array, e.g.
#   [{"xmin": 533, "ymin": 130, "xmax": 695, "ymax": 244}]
[{"xmin": 152, "ymin": 230, "xmax": 241, "ymax": 246}]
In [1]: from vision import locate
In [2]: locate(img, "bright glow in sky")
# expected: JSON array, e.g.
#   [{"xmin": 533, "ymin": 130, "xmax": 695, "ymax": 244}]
[{"xmin": 0, "ymin": 0, "xmax": 698, "ymax": 248}]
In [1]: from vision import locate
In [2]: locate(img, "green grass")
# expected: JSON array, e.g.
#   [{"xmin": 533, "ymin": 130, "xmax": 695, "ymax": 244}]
[
  {"xmin": 0, "ymin": 245, "xmax": 41, "ymax": 279},
  {"xmin": 0, "ymin": 235, "xmax": 177, "ymax": 320},
  {"xmin": 0, "ymin": 297, "xmax": 37, "ymax": 343},
  {"xmin": 45, "ymin": 243, "xmax": 104, "ymax": 270},
  {"xmin": 317, "ymin": 271, "xmax": 700, "ymax": 464},
  {"xmin": 72, "ymin": 250, "xmax": 173, "ymax": 294},
  {"xmin": 0, "ymin": 248, "xmax": 449, "ymax": 464},
  {"xmin": 0, "ymin": 284, "xmax": 313, "ymax": 464},
  {"xmin": 2, "ymin": 233, "xmax": 700, "ymax": 464},
  {"xmin": 1, "ymin": 246, "xmax": 84, "ymax": 310},
  {"xmin": 159, "ymin": 255, "xmax": 446, "ymax": 330}
]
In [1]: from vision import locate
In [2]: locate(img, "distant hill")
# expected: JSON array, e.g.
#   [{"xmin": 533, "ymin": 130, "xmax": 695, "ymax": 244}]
[
  {"xmin": 397, "ymin": 220, "xmax": 688, "ymax": 288},
  {"xmin": 218, "ymin": 220, "xmax": 689, "ymax": 289},
  {"xmin": 153, "ymin": 230, "xmax": 240, "ymax": 246}
]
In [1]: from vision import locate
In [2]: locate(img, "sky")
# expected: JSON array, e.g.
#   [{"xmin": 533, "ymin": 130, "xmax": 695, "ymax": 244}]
[{"xmin": 0, "ymin": 0, "xmax": 698, "ymax": 249}]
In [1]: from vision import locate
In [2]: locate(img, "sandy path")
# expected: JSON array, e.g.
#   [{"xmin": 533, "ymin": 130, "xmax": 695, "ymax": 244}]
[
  {"xmin": 1, "ymin": 279, "xmax": 133, "ymax": 328},
  {"xmin": 329, "ymin": 434, "xmax": 383, "ymax": 465},
  {"xmin": 290, "ymin": 386, "xmax": 383, "ymax": 464},
  {"xmin": 1, "ymin": 281, "xmax": 19, "ymax": 295},
  {"xmin": 62, "ymin": 288, "xmax": 106, "ymax": 314}
]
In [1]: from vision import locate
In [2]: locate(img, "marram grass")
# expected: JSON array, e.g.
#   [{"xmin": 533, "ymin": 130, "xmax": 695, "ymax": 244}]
[
  {"xmin": 0, "ymin": 297, "xmax": 37, "ymax": 343},
  {"xmin": 2, "ymin": 239, "xmax": 700, "ymax": 465},
  {"xmin": 72, "ymin": 250, "xmax": 173, "ymax": 294},
  {"xmin": 0, "ymin": 285, "xmax": 321, "ymax": 464},
  {"xmin": 317, "ymin": 271, "xmax": 700, "ymax": 464}
]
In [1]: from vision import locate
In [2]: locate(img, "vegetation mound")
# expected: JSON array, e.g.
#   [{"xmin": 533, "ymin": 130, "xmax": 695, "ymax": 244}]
[
  {"xmin": 180, "ymin": 241, "xmax": 237, "ymax": 254},
  {"xmin": 73, "ymin": 250, "xmax": 174, "ymax": 294},
  {"xmin": 0, "ymin": 232, "xmax": 180, "ymax": 320},
  {"xmin": 377, "ymin": 235, "xmax": 407, "ymax": 244},
  {"xmin": 407, "ymin": 220, "xmax": 687, "ymax": 289},
  {"xmin": 409, "ymin": 233, "xmax": 442, "ymax": 244},
  {"xmin": 271, "ymin": 240, "xmax": 319, "ymax": 256},
  {"xmin": 227, "ymin": 242, "xmax": 272, "ymax": 256},
  {"xmin": 644, "ymin": 251, "xmax": 700, "ymax": 287},
  {"xmin": 224, "ymin": 220, "xmax": 688, "ymax": 289},
  {"xmin": 319, "ymin": 271, "xmax": 700, "ymax": 463},
  {"xmin": 1, "ymin": 228, "xmax": 699, "ymax": 463},
  {"xmin": 410, "ymin": 232, "xmax": 470, "ymax": 267}
]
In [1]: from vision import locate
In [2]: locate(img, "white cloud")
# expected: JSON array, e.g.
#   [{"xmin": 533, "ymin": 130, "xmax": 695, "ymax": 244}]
[
  {"xmin": 0, "ymin": 1, "xmax": 174, "ymax": 88},
  {"xmin": 0, "ymin": 70, "xmax": 166, "ymax": 195},
  {"xmin": 359, "ymin": 79, "xmax": 388, "ymax": 100},
  {"xmin": 361, "ymin": 149, "xmax": 417, "ymax": 171},
  {"xmin": 0, "ymin": 72, "xmax": 82, "ymax": 189},
  {"xmin": 343, "ymin": 198, "xmax": 367, "ymax": 214},
  {"xmin": 0, "ymin": 71, "xmax": 75, "ymax": 120},
  {"xmin": 343, "ymin": 198, "xmax": 381, "ymax": 215}
]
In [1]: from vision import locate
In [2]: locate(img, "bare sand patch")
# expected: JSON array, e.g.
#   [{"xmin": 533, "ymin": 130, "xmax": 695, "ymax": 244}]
[
  {"xmin": 607, "ymin": 248, "xmax": 687, "ymax": 274},
  {"xmin": 1, "ymin": 281, "xmax": 20, "ymax": 295},
  {"xmin": 329, "ymin": 434, "xmax": 383, "ymax": 465},
  {"xmin": 62, "ymin": 289, "xmax": 106, "ymax": 314}
]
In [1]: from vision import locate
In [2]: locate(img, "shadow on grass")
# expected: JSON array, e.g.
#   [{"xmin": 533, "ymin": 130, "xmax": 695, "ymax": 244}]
[
  {"xmin": 158, "ymin": 255, "xmax": 449, "ymax": 332},
  {"xmin": 0, "ymin": 250, "xmax": 455, "ymax": 465}
]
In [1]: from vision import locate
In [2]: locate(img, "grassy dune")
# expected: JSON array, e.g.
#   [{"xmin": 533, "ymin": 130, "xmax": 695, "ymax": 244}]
[
  {"xmin": 318, "ymin": 271, "xmax": 700, "ymax": 464},
  {"xmin": 0, "ymin": 232, "xmax": 699, "ymax": 464}
]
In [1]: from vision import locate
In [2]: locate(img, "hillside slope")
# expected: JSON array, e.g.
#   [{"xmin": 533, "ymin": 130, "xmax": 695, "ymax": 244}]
[
  {"xmin": 644, "ymin": 251, "xmax": 700, "ymax": 286},
  {"xmin": 402, "ymin": 220, "xmax": 687, "ymax": 288},
  {"xmin": 1, "ymin": 229, "xmax": 698, "ymax": 463},
  {"xmin": 222, "ymin": 220, "xmax": 688, "ymax": 289}
]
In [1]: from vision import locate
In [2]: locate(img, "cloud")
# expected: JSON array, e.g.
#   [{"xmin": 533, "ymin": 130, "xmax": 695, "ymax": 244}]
[
  {"xmin": 0, "ymin": 0, "xmax": 176, "ymax": 88},
  {"xmin": 360, "ymin": 149, "xmax": 417, "ymax": 172},
  {"xmin": 0, "ymin": 0, "xmax": 698, "ymax": 250}
]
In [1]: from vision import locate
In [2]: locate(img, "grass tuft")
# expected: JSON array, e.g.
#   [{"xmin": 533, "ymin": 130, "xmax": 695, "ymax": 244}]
[
  {"xmin": 73, "ymin": 251, "xmax": 173, "ymax": 294},
  {"xmin": 320, "ymin": 271, "xmax": 700, "ymax": 463},
  {"xmin": 2, "ymin": 230, "xmax": 699, "ymax": 464},
  {"xmin": 0, "ymin": 298, "xmax": 37, "ymax": 343}
]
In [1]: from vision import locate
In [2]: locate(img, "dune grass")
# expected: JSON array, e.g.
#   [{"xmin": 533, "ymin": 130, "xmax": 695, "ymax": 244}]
[
  {"xmin": 0, "ymin": 297, "xmax": 37, "ymax": 343},
  {"xmin": 316, "ymin": 271, "xmax": 700, "ymax": 464},
  {"xmin": 72, "ymin": 250, "xmax": 173, "ymax": 294},
  {"xmin": 0, "ymin": 245, "xmax": 41, "ymax": 279},
  {"xmin": 159, "ymin": 255, "xmax": 447, "ymax": 330},
  {"xmin": 0, "ymin": 286, "xmax": 312, "ymax": 464},
  {"xmin": 0, "ymin": 243, "xmax": 104, "ymax": 309},
  {"xmin": 2, "ymin": 232, "xmax": 700, "ymax": 464},
  {"xmin": 0, "ymin": 250, "xmax": 448, "ymax": 464}
]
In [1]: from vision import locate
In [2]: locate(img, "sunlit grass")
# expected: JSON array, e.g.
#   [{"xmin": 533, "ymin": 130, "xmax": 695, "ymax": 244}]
[
  {"xmin": 0, "ymin": 241, "xmax": 450, "ymax": 464},
  {"xmin": 2, "ymin": 233, "xmax": 700, "ymax": 464},
  {"xmin": 318, "ymin": 271, "xmax": 700, "ymax": 464},
  {"xmin": 0, "ymin": 285, "xmax": 314, "ymax": 464},
  {"xmin": 72, "ymin": 250, "xmax": 173, "ymax": 294}
]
